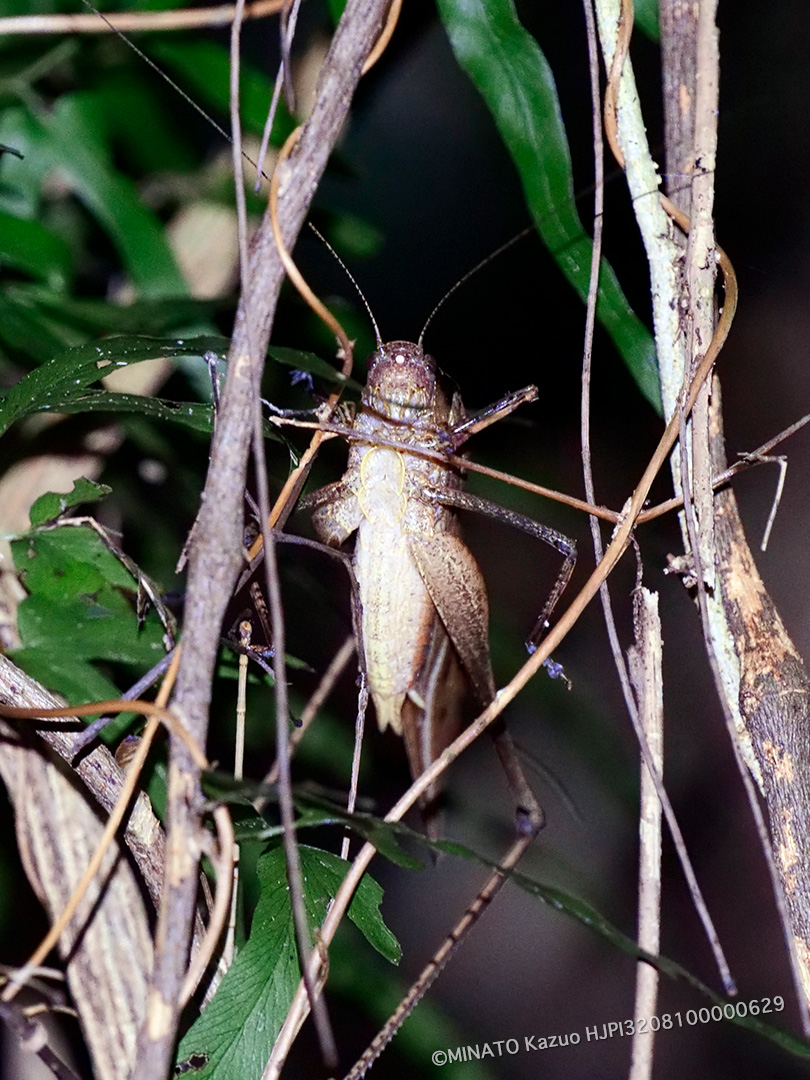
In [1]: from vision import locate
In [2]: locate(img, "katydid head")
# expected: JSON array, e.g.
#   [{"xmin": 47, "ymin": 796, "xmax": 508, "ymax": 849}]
[{"xmin": 363, "ymin": 340, "xmax": 443, "ymax": 425}]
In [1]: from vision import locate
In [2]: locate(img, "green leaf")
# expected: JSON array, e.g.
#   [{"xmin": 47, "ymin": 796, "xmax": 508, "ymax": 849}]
[
  {"xmin": 326, "ymin": 0, "xmax": 347, "ymax": 26},
  {"xmin": 326, "ymin": 212, "xmax": 385, "ymax": 259},
  {"xmin": 95, "ymin": 70, "xmax": 199, "ymax": 176},
  {"xmin": 148, "ymin": 39, "xmax": 296, "ymax": 145},
  {"xmin": 316, "ymin": 848, "xmax": 401, "ymax": 964},
  {"xmin": 419, "ymin": 830, "xmax": 810, "ymax": 1060},
  {"xmin": 0, "ymin": 213, "xmax": 72, "ymax": 290},
  {"xmin": 0, "ymin": 107, "xmax": 50, "ymax": 221},
  {"xmin": 29, "ymin": 478, "xmax": 112, "ymax": 527},
  {"xmin": 438, "ymin": 0, "xmax": 662, "ymax": 413},
  {"xmin": 223, "ymin": 799, "xmax": 809, "ymax": 1063},
  {"xmin": 0, "ymin": 335, "xmax": 229, "ymax": 438},
  {"xmin": 197, "ymin": 780, "xmax": 424, "ymax": 871},
  {"xmin": 14, "ymin": 286, "xmax": 220, "ymax": 338},
  {"xmin": 0, "ymin": 292, "xmax": 73, "ymax": 363},
  {"xmin": 10, "ymin": 522, "xmax": 168, "ymax": 724},
  {"xmin": 293, "ymin": 792, "xmax": 424, "ymax": 870},
  {"xmin": 38, "ymin": 390, "xmax": 220, "ymax": 436},
  {"xmin": 509, "ymin": 866, "xmax": 809, "ymax": 1057},
  {"xmin": 267, "ymin": 345, "xmax": 363, "ymax": 392},
  {"xmin": 175, "ymin": 845, "xmax": 399, "ymax": 1080},
  {"xmin": 634, "ymin": 0, "xmax": 660, "ymax": 42},
  {"xmin": 28, "ymin": 94, "xmax": 187, "ymax": 298}
]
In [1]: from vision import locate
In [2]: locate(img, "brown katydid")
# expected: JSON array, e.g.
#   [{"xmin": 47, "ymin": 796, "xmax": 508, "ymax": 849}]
[{"xmin": 301, "ymin": 331, "xmax": 576, "ymax": 823}]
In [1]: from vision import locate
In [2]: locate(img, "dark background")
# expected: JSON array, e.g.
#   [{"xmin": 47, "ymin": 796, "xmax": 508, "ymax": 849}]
[
  {"xmin": 282, "ymin": 3, "xmax": 810, "ymax": 1079},
  {"xmin": 3, "ymin": 1, "xmax": 810, "ymax": 1078}
]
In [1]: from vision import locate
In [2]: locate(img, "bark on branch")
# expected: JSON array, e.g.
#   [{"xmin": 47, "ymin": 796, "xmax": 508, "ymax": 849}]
[
  {"xmin": 660, "ymin": 0, "xmax": 810, "ymax": 1018},
  {"xmin": 135, "ymin": 1, "xmax": 390, "ymax": 1076}
]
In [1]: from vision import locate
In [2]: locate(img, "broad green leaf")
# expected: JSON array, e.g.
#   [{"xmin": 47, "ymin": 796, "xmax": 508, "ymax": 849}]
[
  {"xmin": 293, "ymin": 792, "xmax": 423, "ymax": 870},
  {"xmin": 38, "ymin": 391, "xmax": 220, "ymax": 436},
  {"xmin": 10, "ymin": 522, "xmax": 168, "ymax": 728},
  {"xmin": 0, "ymin": 98, "xmax": 186, "ymax": 299},
  {"xmin": 239, "ymin": 803, "xmax": 423, "ymax": 872},
  {"xmin": 0, "ymin": 285, "xmax": 220, "ymax": 366},
  {"xmin": 175, "ymin": 845, "xmax": 400, "ymax": 1080},
  {"xmin": 94, "ymin": 70, "xmax": 198, "ymax": 176},
  {"xmin": 327, "ymin": 212, "xmax": 385, "ymax": 259},
  {"xmin": 0, "ymin": 335, "xmax": 229, "ymax": 438},
  {"xmin": 0, "ymin": 107, "xmax": 50, "ymax": 221},
  {"xmin": 29, "ymin": 478, "xmax": 111, "ymax": 527},
  {"xmin": 438, "ymin": 0, "xmax": 662, "ymax": 412},
  {"xmin": 326, "ymin": 0, "xmax": 346, "ymax": 25},
  {"xmin": 40, "ymin": 93, "xmax": 187, "ymax": 298},
  {"xmin": 198, "ymin": 778, "xmax": 423, "ymax": 871},
  {"xmin": 0, "ymin": 293, "xmax": 72, "ymax": 363},
  {"xmin": 0, "ymin": 213, "xmax": 72, "ymax": 289}
]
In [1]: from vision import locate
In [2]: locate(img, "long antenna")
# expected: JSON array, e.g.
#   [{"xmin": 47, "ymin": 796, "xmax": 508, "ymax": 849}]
[
  {"xmin": 418, "ymin": 225, "xmax": 534, "ymax": 347},
  {"xmin": 78, "ymin": 0, "xmax": 271, "ymax": 185},
  {"xmin": 308, "ymin": 223, "xmax": 382, "ymax": 347}
]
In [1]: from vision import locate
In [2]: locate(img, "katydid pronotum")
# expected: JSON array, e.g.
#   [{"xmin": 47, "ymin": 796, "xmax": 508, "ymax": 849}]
[{"xmin": 302, "ymin": 337, "xmax": 576, "ymax": 824}]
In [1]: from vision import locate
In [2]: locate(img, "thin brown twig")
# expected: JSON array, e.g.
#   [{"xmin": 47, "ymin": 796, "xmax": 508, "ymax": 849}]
[
  {"xmin": 261, "ymin": 634, "xmax": 356, "ymax": 792},
  {"xmin": 628, "ymin": 589, "xmax": 664, "ymax": 1080},
  {"xmin": 582, "ymin": 4, "xmax": 678, "ymax": 1027},
  {"xmin": 239, "ymin": 1, "xmax": 400, "ymax": 1072},
  {"xmin": 0, "ymin": 0, "xmax": 284, "ymax": 35},
  {"xmin": 271, "ymin": 408, "xmax": 810, "ymax": 527},
  {"xmin": 244, "ymin": 126, "xmax": 356, "ymax": 562},
  {"xmin": 229, "ymin": 0, "xmax": 338, "ymax": 1060},
  {"xmin": 340, "ymin": 678, "xmax": 366, "ymax": 862},
  {"xmin": 757, "ymin": 453, "xmax": 786, "ymax": 552},
  {"xmin": 247, "ymin": 0, "xmax": 403, "ymax": 548},
  {"xmin": 0, "ymin": 999, "xmax": 81, "ymax": 1080},
  {"xmin": 0, "ymin": 680, "xmax": 238, "ymax": 1011},
  {"xmin": 268, "ymin": 413, "xmax": 619, "ymax": 520},
  {"xmin": 341, "ymin": 734, "xmax": 542, "ymax": 1079},
  {"xmin": 263, "ymin": 404, "xmax": 340, "ymax": 1065},
  {"xmin": 589, "ymin": 0, "xmax": 725, "ymax": 1029},
  {"xmin": 179, "ymin": 804, "xmax": 236, "ymax": 1004},
  {"xmin": 0, "ymin": 697, "xmax": 205, "ymax": 766},
  {"xmin": 599, "ymin": 0, "xmax": 735, "ymax": 993},
  {"xmin": 361, "ymin": 0, "xmax": 402, "ymax": 74}
]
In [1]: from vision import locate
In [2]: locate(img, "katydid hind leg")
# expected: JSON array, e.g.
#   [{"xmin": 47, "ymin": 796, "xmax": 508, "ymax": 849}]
[{"xmin": 424, "ymin": 486, "xmax": 576, "ymax": 661}]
